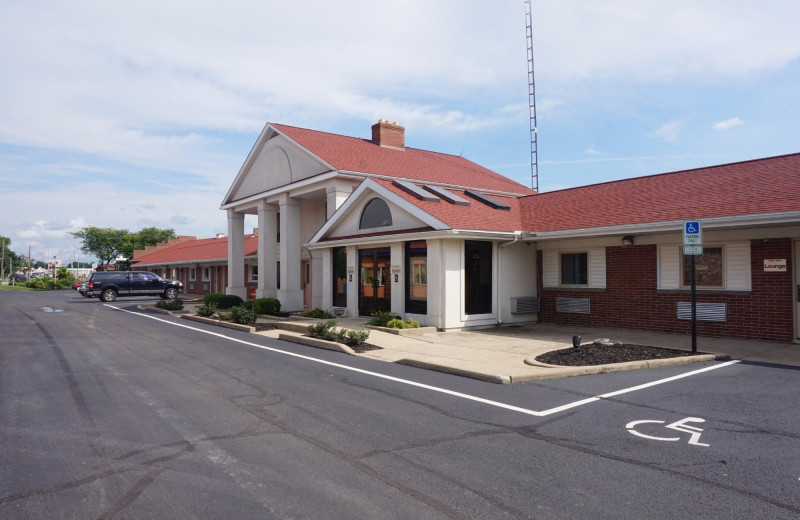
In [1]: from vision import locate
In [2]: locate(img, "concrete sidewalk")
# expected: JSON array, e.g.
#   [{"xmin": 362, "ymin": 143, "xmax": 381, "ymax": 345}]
[{"xmin": 252, "ymin": 314, "xmax": 800, "ymax": 383}]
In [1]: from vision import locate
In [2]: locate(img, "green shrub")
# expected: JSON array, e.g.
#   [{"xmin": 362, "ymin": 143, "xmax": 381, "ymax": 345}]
[
  {"xmin": 343, "ymin": 329, "xmax": 370, "ymax": 347},
  {"xmin": 230, "ymin": 305, "xmax": 257, "ymax": 325},
  {"xmin": 252, "ymin": 297, "xmax": 281, "ymax": 315},
  {"xmin": 216, "ymin": 295, "xmax": 244, "ymax": 309},
  {"xmin": 299, "ymin": 307, "xmax": 334, "ymax": 319},
  {"xmin": 196, "ymin": 304, "xmax": 217, "ymax": 317},
  {"xmin": 386, "ymin": 319, "xmax": 407, "ymax": 329},
  {"xmin": 156, "ymin": 299, "xmax": 184, "ymax": 311},
  {"xmin": 218, "ymin": 311, "xmax": 233, "ymax": 321},
  {"xmin": 204, "ymin": 293, "xmax": 224, "ymax": 306},
  {"xmin": 366, "ymin": 310, "xmax": 400, "ymax": 327},
  {"xmin": 307, "ymin": 319, "xmax": 346, "ymax": 342},
  {"xmin": 404, "ymin": 317, "xmax": 420, "ymax": 328}
]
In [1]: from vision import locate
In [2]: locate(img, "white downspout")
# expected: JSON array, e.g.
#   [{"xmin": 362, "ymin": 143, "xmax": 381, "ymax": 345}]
[{"xmin": 497, "ymin": 231, "xmax": 523, "ymax": 326}]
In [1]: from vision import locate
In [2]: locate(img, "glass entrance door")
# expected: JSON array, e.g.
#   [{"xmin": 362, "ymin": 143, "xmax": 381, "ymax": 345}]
[{"xmin": 359, "ymin": 248, "xmax": 391, "ymax": 316}]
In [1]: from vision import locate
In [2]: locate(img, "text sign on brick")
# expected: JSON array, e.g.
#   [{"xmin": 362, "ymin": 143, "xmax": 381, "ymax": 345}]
[{"xmin": 683, "ymin": 220, "xmax": 702, "ymax": 246}]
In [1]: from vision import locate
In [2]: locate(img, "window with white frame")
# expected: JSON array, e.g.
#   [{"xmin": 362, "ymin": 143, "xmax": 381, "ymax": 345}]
[
  {"xmin": 682, "ymin": 247, "xmax": 723, "ymax": 288},
  {"xmin": 203, "ymin": 267, "xmax": 210, "ymax": 281},
  {"xmin": 542, "ymin": 249, "xmax": 606, "ymax": 289},
  {"xmin": 560, "ymin": 252, "xmax": 588, "ymax": 286},
  {"xmin": 190, "ymin": 268, "xmax": 196, "ymax": 281},
  {"xmin": 658, "ymin": 242, "xmax": 750, "ymax": 291},
  {"xmin": 251, "ymin": 265, "xmax": 258, "ymax": 281}
]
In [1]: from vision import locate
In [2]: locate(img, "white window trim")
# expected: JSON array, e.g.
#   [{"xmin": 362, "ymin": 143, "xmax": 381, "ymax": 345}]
[
  {"xmin": 658, "ymin": 242, "xmax": 751, "ymax": 291},
  {"xmin": 543, "ymin": 248, "xmax": 606, "ymax": 289}
]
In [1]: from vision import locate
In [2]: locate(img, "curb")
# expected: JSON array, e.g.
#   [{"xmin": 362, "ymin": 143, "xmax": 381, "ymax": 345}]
[
  {"xmin": 395, "ymin": 359, "xmax": 511, "ymax": 384},
  {"xmin": 521, "ymin": 352, "xmax": 729, "ymax": 379},
  {"xmin": 181, "ymin": 314, "xmax": 256, "ymax": 333},
  {"xmin": 277, "ymin": 332, "xmax": 356, "ymax": 355},
  {"xmin": 365, "ymin": 325, "xmax": 438, "ymax": 336}
]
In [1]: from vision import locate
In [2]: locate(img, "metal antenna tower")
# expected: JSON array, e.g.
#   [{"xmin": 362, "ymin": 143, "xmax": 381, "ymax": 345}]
[{"xmin": 525, "ymin": 0, "xmax": 539, "ymax": 192}]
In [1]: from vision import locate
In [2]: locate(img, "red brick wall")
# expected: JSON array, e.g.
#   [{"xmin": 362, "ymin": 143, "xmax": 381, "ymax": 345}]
[{"xmin": 536, "ymin": 238, "xmax": 794, "ymax": 343}]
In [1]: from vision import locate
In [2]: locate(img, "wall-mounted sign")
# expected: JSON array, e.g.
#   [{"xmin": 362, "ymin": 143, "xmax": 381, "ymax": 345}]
[{"xmin": 763, "ymin": 259, "xmax": 787, "ymax": 272}]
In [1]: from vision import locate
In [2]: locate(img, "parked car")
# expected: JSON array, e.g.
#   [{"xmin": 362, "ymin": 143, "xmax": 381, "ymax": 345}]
[
  {"xmin": 78, "ymin": 283, "xmax": 89, "ymax": 297},
  {"xmin": 8, "ymin": 273, "xmax": 27, "ymax": 283},
  {"xmin": 85, "ymin": 271, "xmax": 183, "ymax": 302},
  {"xmin": 72, "ymin": 281, "xmax": 83, "ymax": 289}
]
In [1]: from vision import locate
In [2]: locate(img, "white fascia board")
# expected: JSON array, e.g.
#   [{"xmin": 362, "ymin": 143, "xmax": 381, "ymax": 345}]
[
  {"xmin": 532, "ymin": 211, "xmax": 800, "ymax": 241},
  {"xmin": 306, "ymin": 229, "xmax": 524, "ymax": 250},
  {"xmin": 308, "ymin": 178, "xmax": 450, "ymax": 245},
  {"xmin": 221, "ymin": 122, "xmax": 275, "ymax": 207},
  {"xmin": 220, "ymin": 170, "xmax": 341, "ymax": 211},
  {"xmin": 306, "ymin": 230, "xmax": 455, "ymax": 250}
]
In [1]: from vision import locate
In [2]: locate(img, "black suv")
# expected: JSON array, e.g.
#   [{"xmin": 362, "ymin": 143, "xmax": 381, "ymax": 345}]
[{"xmin": 86, "ymin": 271, "xmax": 183, "ymax": 302}]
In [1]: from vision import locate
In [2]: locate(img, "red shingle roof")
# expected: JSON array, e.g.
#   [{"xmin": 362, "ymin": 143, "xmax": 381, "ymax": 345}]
[
  {"xmin": 373, "ymin": 179, "xmax": 525, "ymax": 232},
  {"xmin": 133, "ymin": 235, "xmax": 258, "ymax": 266},
  {"xmin": 521, "ymin": 153, "xmax": 800, "ymax": 232},
  {"xmin": 272, "ymin": 123, "xmax": 536, "ymax": 196}
]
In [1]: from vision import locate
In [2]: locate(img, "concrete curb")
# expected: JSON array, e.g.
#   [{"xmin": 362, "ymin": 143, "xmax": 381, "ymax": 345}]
[
  {"xmin": 277, "ymin": 332, "xmax": 356, "ymax": 355},
  {"xmin": 520, "ymin": 352, "xmax": 729, "ymax": 380},
  {"xmin": 181, "ymin": 314, "xmax": 256, "ymax": 333},
  {"xmin": 395, "ymin": 359, "xmax": 511, "ymax": 384},
  {"xmin": 365, "ymin": 325, "xmax": 438, "ymax": 336}
]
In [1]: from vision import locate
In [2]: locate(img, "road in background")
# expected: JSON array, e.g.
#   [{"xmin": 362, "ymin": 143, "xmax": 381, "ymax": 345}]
[{"xmin": 1, "ymin": 291, "xmax": 798, "ymax": 519}]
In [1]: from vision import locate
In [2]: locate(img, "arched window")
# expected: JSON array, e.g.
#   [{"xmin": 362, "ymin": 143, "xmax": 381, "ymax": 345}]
[{"xmin": 359, "ymin": 198, "xmax": 393, "ymax": 229}]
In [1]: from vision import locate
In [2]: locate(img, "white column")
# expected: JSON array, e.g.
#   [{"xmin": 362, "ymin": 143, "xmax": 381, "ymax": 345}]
[
  {"xmin": 226, "ymin": 210, "xmax": 246, "ymax": 298},
  {"xmin": 278, "ymin": 194, "xmax": 303, "ymax": 311},
  {"xmin": 346, "ymin": 246, "xmax": 358, "ymax": 316},
  {"xmin": 257, "ymin": 201, "xmax": 278, "ymax": 299},
  {"xmin": 391, "ymin": 243, "xmax": 403, "ymax": 315},
  {"xmin": 310, "ymin": 249, "xmax": 323, "ymax": 309},
  {"xmin": 326, "ymin": 180, "xmax": 352, "ymax": 219}
]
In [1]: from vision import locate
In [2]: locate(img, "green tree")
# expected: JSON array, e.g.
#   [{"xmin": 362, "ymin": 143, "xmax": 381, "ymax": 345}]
[
  {"xmin": 1, "ymin": 235, "xmax": 26, "ymax": 276},
  {"xmin": 71, "ymin": 227, "xmax": 129, "ymax": 267},
  {"xmin": 71, "ymin": 226, "xmax": 177, "ymax": 268},
  {"xmin": 125, "ymin": 227, "xmax": 177, "ymax": 257}
]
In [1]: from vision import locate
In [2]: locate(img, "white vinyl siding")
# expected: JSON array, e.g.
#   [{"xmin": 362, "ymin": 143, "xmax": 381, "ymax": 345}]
[
  {"xmin": 543, "ymin": 248, "xmax": 606, "ymax": 289},
  {"xmin": 658, "ymin": 242, "xmax": 750, "ymax": 291}
]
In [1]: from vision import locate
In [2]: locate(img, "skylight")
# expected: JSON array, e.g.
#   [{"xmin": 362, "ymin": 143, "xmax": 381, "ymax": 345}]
[
  {"xmin": 423, "ymin": 185, "xmax": 470, "ymax": 206},
  {"xmin": 392, "ymin": 180, "xmax": 440, "ymax": 202},
  {"xmin": 464, "ymin": 190, "xmax": 511, "ymax": 211}
]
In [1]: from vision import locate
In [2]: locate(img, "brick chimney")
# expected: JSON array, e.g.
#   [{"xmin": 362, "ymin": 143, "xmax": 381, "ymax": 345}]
[{"xmin": 371, "ymin": 119, "xmax": 405, "ymax": 150}]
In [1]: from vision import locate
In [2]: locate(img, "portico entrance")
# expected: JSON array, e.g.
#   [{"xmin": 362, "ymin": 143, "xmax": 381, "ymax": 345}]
[{"xmin": 359, "ymin": 248, "xmax": 391, "ymax": 316}]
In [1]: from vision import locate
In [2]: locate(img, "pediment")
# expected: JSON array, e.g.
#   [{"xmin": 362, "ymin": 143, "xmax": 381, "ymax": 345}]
[
  {"xmin": 310, "ymin": 179, "xmax": 449, "ymax": 244},
  {"xmin": 222, "ymin": 125, "xmax": 333, "ymax": 205}
]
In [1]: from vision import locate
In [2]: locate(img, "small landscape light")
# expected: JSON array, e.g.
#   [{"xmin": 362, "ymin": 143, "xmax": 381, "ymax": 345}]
[{"xmin": 572, "ymin": 335, "xmax": 582, "ymax": 348}]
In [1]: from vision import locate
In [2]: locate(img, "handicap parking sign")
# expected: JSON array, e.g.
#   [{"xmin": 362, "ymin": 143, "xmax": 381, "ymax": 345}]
[{"xmin": 683, "ymin": 220, "xmax": 702, "ymax": 245}]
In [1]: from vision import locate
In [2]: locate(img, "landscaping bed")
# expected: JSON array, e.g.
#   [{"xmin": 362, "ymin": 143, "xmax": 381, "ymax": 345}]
[{"xmin": 536, "ymin": 340, "xmax": 694, "ymax": 366}]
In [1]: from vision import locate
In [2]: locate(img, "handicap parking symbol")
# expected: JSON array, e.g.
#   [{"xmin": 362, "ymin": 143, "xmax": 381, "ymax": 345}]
[
  {"xmin": 626, "ymin": 417, "xmax": 710, "ymax": 447},
  {"xmin": 685, "ymin": 221, "xmax": 699, "ymax": 234}
]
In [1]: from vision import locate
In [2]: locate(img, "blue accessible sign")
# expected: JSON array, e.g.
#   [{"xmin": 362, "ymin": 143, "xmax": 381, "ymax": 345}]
[{"xmin": 683, "ymin": 220, "xmax": 702, "ymax": 246}]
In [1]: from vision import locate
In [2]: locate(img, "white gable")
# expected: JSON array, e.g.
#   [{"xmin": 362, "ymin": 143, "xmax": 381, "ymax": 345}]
[
  {"xmin": 222, "ymin": 126, "xmax": 333, "ymax": 205},
  {"xmin": 309, "ymin": 179, "xmax": 449, "ymax": 245}
]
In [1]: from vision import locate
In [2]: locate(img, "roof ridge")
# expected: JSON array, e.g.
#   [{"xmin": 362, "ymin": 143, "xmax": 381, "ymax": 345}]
[{"xmin": 528, "ymin": 152, "xmax": 800, "ymax": 198}]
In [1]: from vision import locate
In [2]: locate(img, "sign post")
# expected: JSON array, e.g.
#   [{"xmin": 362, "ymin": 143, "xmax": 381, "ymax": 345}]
[{"xmin": 683, "ymin": 220, "xmax": 702, "ymax": 354}]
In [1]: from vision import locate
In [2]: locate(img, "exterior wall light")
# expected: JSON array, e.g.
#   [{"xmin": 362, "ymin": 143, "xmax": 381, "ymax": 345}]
[{"xmin": 622, "ymin": 236, "xmax": 635, "ymax": 246}]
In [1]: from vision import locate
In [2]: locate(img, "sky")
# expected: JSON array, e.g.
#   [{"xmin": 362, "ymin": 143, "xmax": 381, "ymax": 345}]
[{"xmin": 1, "ymin": 0, "xmax": 799, "ymax": 265}]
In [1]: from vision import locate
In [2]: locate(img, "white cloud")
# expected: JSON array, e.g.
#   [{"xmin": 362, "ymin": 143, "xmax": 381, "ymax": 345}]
[{"xmin": 713, "ymin": 117, "xmax": 745, "ymax": 131}]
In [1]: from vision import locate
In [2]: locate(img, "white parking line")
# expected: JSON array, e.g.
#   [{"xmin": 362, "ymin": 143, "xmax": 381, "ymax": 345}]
[{"xmin": 110, "ymin": 305, "xmax": 741, "ymax": 417}]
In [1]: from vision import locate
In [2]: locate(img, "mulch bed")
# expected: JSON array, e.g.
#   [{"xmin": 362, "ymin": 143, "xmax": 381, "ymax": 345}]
[
  {"xmin": 348, "ymin": 343, "xmax": 383, "ymax": 354},
  {"xmin": 536, "ymin": 341, "xmax": 693, "ymax": 366}
]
